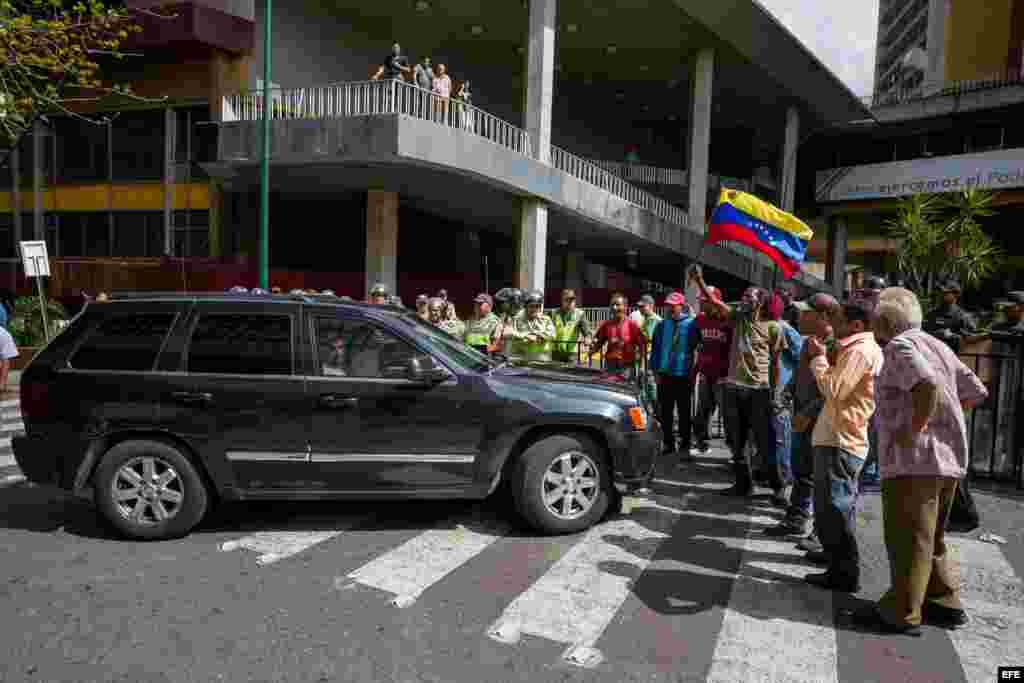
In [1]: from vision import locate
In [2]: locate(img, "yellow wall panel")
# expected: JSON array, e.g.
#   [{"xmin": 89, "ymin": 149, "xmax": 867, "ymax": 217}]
[
  {"xmin": 0, "ymin": 183, "xmax": 210, "ymax": 212},
  {"xmin": 945, "ymin": 0, "xmax": 1014, "ymax": 81}
]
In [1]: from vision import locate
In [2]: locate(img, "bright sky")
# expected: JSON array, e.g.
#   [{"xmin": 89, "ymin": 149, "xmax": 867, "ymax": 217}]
[{"xmin": 757, "ymin": 0, "xmax": 880, "ymax": 96}]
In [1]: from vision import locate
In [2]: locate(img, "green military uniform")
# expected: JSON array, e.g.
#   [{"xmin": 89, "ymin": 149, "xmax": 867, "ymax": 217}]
[
  {"xmin": 437, "ymin": 318, "xmax": 465, "ymax": 338},
  {"xmin": 510, "ymin": 313, "xmax": 557, "ymax": 362},
  {"xmin": 464, "ymin": 312, "xmax": 500, "ymax": 352},
  {"xmin": 551, "ymin": 308, "xmax": 592, "ymax": 364}
]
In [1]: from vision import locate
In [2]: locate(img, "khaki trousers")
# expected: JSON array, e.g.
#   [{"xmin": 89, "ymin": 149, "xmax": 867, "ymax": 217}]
[{"xmin": 877, "ymin": 477, "xmax": 962, "ymax": 626}]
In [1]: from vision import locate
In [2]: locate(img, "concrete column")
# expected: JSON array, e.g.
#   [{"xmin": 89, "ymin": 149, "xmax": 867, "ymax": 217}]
[
  {"xmin": 924, "ymin": 0, "xmax": 949, "ymax": 93},
  {"xmin": 515, "ymin": 202, "xmax": 547, "ymax": 294},
  {"xmin": 523, "ymin": 0, "xmax": 556, "ymax": 163},
  {"xmin": 825, "ymin": 216, "xmax": 848, "ymax": 297},
  {"xmin": 163, "ymin": 107, "xmax": 176, "ymax": 256},
  {"xmin": 32, "ymin": 118, "xmax": 44, "ymax": 241},
  {"xmin": 365, "ymin": 190, "xmax": 399, "ymax": 298},
  {"xmin": 685, "ymin": 48, "xmax": 714, "ymax": 226},
  {"xmin": 778, "ymin": 106, "xmax": 799, "ymax": 213}
]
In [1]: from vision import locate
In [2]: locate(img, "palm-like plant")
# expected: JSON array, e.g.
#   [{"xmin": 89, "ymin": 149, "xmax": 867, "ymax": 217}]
[
  {"xmin": 884, "ymin": 189, "xmax": 1005, "ymax": 310},
  {"xmin": 8, "ymin": 295, "xmax": 68, "ymax": 348}
]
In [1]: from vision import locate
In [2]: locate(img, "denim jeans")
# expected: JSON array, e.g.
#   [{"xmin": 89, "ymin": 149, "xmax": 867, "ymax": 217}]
[
  {"xmin": 786, "ymin": 428, "xmax": 815, "ymax": 524},
  {"xmin": 813, "ymin": 446, "xmax": 865, "ymax": 583},
  {"xmin": 860, "ymin": 416, "xmax": 880, "ymax": 482},
  {"xmin": 772, "ymin": 406, "xmax": 793, "ymax": 486}
]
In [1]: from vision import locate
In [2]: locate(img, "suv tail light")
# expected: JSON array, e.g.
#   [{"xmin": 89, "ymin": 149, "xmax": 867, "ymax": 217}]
[{"xmin": 20, "ymin": 379, "xmax": 51, "ymax": 426}]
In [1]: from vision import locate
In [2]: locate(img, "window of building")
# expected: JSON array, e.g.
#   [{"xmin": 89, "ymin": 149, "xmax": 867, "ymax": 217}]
[
  {"xmin": 55, "ymin": 212, "xmax": 111, "ymax": 257},
  {"xmin": 187, "ymin": 313, "xmax": 293, "ymax": 375},
  {"xmin": 111, "ymin": 110, "xmax": 164, "ymax": 181},
  {"xmin": 315, "ymin": 317, "xmax": 417, "ymax": 379},
  {"xmin": 113, "ymin": 212, "xmax": 165, "ymax": 257},
  {"xmin": 174, "ymin": 106, "xmax": 215, "ymax": 180},
  {"xmin": 56, "ymin": 117, "xmax": 109, "ymax": 183},
  {"xmin": 173, "ymin": 209, "xmax": 209, "ymax": 258},
  {"xmin": 70, "ymin": 313, "xmax": 177, "ymax": 371}
]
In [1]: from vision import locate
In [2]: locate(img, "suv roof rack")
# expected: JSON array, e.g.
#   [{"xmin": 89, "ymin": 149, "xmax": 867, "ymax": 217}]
[{"xmin": 104, "ymin": 291, "xmax": 375, "ymax": 305}]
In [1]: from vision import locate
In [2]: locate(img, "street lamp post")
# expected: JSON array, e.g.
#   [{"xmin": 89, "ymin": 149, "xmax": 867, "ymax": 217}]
[{"xmin": 258, "ymin": 0, "xmax": 272, "ymax": 289}]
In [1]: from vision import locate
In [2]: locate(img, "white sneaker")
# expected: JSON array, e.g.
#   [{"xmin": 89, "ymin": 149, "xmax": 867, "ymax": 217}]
[{"xmin": 689, "ymin": 447, "xmax": 701, "ymax": 457}]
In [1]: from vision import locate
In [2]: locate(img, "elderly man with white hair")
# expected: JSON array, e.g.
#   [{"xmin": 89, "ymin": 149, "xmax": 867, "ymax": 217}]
[{"xmin": 849, "ymin": 287, "xmax": 988, "ymax": 636}]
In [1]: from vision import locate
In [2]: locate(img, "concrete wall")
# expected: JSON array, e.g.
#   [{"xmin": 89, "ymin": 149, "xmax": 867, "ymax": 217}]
[{"xmin": 945, "ymin": 0, "xmax": 1015, "ymax": 81}]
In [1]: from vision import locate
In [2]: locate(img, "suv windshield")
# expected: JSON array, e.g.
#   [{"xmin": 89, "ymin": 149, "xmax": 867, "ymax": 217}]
[{"xmin": 385, "ymin": 310, "xmax": 496, "ymax": 372}]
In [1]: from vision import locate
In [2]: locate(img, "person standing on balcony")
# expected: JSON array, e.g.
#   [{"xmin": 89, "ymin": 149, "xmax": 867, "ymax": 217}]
[
  {"xmin": 551, "ymin": 289, "xmax": 592, "ymax": 364},
  {"xmin": 432, "ymin": 63, "xmax": 452, "ymax": 124},
  {"xmin": 412, "ymin": 56, "xmax": 435, "ymax": 116},
  {"xmin": 592, "ymin": 293, "xmax": 645, "ymax": 378},
  {"xmin": 649, "ymin": 291, "xmax": 702, "ymax": 458},
  {"xmin": 455, "ymin": 80, "xmax": 473, "ymax": 131},
  {"xmin": 371, "ymin": 43, "xmax": 411, "ymax": 82},
  {"xmin": 690, "ymin": 265, "xmax": 788, "ymax": 501},
  {"xmin": 693, "ymin": 285, "xmax": 732, "ymax": 456},
  {"xmin": 464, "ymin": 293, "xmax": 500, "ymax": 355}
]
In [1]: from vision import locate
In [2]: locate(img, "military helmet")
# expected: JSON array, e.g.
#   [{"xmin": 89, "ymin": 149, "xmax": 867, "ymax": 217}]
[
  {"xmin": 524, "ymin": 290, "xmax": 544, "ymax": 306},
  {"xmin": 863, "ymin": 275, "xmax": 887, "ymax": 291},
  {"xmin": 369, "ymin": 282, "xmax": 390, "ymax": 297}
]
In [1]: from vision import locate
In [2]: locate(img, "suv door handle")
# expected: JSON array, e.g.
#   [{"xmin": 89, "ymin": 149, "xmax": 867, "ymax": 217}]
[
  {"xmin": 171, "ymin": 391, "xmax": 213, "ymax": 405},
  {"xmin": 319, "ymin": 394, "xmax": 358, "ymax": 409}
]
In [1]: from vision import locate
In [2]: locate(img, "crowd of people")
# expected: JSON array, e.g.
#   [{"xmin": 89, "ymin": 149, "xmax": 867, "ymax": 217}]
[{"xmin": 371, "ymin": 43, "xmax": 473, "ymax": 128}]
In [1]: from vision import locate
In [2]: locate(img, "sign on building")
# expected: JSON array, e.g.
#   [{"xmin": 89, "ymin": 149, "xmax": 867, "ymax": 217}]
[{"xmin": 816, "ymin": 148, "xmax": 1024, "ymax": 203}]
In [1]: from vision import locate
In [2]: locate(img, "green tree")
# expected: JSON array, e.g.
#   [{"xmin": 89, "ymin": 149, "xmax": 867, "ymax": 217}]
[
  {"xmin": 884, "ymin": 189, "xmax": 1005, "ymax": 309},
  {"xmin": 0, "ymin": 0, "xmax": 169, "ymax": 150}
]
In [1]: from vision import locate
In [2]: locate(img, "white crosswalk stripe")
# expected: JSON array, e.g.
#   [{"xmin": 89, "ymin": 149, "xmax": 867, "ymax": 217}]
[{"xmin": 0, "ymin": 400, "xmax": 21, "ymax": 470}]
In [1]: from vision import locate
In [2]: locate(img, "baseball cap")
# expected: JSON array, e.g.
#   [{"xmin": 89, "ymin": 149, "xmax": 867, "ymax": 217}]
[
  {"xmin": 664, "ymin": 291, "xmax": 686, "ymax": 306},
  {"xmin": 793, "ymin": 293, "xmax": 837, "ymax": 314},
  {"xmin": 638, "ymin": 294, "xmax": 655, "ymax": 305},
  {"xmin": 474, "ymin": 293, "xmax": 493, "ymax": 305}
]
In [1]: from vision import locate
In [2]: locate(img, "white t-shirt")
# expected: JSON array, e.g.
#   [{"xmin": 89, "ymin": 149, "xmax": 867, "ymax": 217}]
[{"xmin": 0, "ymin": 327, "xmax": 18, "ymax": 360}]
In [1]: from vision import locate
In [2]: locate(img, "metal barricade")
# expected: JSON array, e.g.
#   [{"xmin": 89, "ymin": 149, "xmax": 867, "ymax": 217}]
[{"xmin": 960, "ymin": 349, "xmax": 1023, "ymax": 487}]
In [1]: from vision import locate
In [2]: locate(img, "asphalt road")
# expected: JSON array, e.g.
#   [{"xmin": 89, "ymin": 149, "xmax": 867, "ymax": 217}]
[{"xmin": 1, "ymin": 411, "xmax": 1022, "ymax": 682}]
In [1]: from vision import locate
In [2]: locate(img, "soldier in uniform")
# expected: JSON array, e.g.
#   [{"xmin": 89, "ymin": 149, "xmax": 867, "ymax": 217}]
[
  {"xmin": 923, "ymin": 279, "xmax": 977, "ymax": 352},
  {"xmin": 428, "ymin": 296, "xmax": 465, "ymax": 338},
  {"xmin": 492, "ymin": 288, "xmax": 525, "ymax": 358},
  {"xmin": 992, "ymin": 291, "xmax": 1024, "ymax": 333},
  {"xmin": 368, "ymin": 283, "xmax": 390, "ymax": 305},
  {"xmin": 508, "ymin": 291, "xmax": 556, "ymax": 362},
  {"xmin": 551, "ymin": 288, "xmax": 593, "ymax": 364},
  {"xmin": 463, "ymin": 293, "xmax": 500, "ymax": 354}
]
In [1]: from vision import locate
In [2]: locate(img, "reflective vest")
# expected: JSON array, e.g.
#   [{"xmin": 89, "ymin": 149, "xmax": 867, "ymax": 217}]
[
  {"xmin": 518, "ymin": 314, "xmax": 555, "ymax": 362},
  {"xmin": 552, "ymin": 308, "xmax": 585, "ymax": 355},
  {"xmin": 464, "ymin": 313, "xmax": 499, "ymax": 347}
]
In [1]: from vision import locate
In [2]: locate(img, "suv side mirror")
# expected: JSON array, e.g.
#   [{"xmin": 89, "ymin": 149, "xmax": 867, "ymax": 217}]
[{"xmin": 406, "ymin": 355, "xmax": 448, "ymax": 384}]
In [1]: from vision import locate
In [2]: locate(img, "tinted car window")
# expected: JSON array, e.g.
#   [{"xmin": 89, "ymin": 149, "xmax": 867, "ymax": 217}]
[
  {"xmin": 188, "ymin": 313, "xmax": 292, "ymax": 375},
  {"xmin": 70, "ymin": 313, "xmax": 176, "ymax": 371},
  {"xmin": 316, "ymin": 317, "xmax": 417, "ymax": 379}
]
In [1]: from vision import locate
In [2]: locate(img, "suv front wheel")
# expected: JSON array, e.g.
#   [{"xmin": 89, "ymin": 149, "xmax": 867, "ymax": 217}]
[
  {"xmin": 94, "ymin": 440, "xmax": 209, "ymax": 540},
  {"xmin": 513, "ymin": 433, "xmax": 611, "ymax": 535}
]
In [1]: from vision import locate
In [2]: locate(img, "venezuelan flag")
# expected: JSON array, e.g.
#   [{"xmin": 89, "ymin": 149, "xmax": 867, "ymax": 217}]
[{"xmin": 706, "ymin": 188, "xmax": 813, "ymax": 278}]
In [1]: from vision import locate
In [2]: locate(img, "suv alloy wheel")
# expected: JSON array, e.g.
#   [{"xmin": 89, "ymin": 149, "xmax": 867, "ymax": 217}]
[
  {"xmin": 94, "ymin": 439, "xmax": 210, "ymax": 540},
  {"xmin": 513, "ymin": 433, "xmax": 611, "ymax": 535}
]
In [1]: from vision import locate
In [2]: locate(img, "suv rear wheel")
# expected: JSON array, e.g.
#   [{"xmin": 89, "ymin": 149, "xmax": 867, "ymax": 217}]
[
  {"xmin": 94, "ymin": 440, "xmax": 209, "ymax": 540},
  {"xmin": 513, "ymin": 433, "xmax": 610, "ymax": 535}
]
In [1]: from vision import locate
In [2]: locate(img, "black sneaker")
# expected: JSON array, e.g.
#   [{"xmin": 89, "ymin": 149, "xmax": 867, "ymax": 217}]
[{"xmin": 922, "ymin": 603, "xmax": 969, "ymax": 629}]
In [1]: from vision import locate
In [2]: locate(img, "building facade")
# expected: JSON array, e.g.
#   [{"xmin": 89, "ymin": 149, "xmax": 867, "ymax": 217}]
[{"xmin": 1, "ymin": 0, "xmax": 867, "ymax": 311}]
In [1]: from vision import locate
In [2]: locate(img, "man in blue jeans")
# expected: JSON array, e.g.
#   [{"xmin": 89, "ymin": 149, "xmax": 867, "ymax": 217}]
[{"xmin": 763, "ymin": 293, "xmax": 837, "ymax": 538}]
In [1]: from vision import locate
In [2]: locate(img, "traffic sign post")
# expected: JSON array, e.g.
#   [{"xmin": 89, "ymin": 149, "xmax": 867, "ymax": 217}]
[{"xmin": 19, "ymin": 240, "xmax": 52, "ymax": 344}]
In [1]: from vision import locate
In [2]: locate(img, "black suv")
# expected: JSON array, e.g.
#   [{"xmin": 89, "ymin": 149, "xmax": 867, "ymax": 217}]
[{"xmin": 13, "ymin": 293, "xmax": 660, "ymax": 540}]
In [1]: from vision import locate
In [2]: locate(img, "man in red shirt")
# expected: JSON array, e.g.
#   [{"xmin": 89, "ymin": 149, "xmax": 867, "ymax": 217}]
[
  {"xmin": 591, "ymin": 292, "xmax": 645, "ymax": 378},
  {"xmin": 693, "ymin": 285, "xmax": 733, "ymax": 455}
]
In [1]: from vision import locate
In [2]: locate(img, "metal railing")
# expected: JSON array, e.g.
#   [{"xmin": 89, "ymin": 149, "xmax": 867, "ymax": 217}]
[
  {"xmin": 550, "ymin": 146, "xmax": 691, "ymax": 228},
  {"xmin": 960, "ymin": 349, "xmax": 1023, "ymax": 487},
  {"xmin": 591, "ymin": 160, "xmax": 687, "ymax": 187},
  {"xmin": 863, "ymin": 70, "xmax": 1024, "ymax": 108}
]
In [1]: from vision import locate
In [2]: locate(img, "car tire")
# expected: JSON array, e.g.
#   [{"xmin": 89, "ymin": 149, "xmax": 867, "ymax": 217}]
[
  {"xmin": 94, "ymin": 439, "xmax": 209, "ymax": 541},
  {"xmin": 512, "ymin": 433, "xmax": 611, "ymax": 535}
]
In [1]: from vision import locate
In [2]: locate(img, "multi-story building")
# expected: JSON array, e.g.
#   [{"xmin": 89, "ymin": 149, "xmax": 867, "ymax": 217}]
[
  {"xmin": 874, "ymin": 0, "xmax": 1024, "ymax": 103},
  {"xmin": 1, "ymin": 0, "xmax": 868, "ymax": 310}
]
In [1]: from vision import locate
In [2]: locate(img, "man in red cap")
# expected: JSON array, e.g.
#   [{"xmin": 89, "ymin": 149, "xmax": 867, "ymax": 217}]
[
  {"xmin": 649, "ymin": 291, "xmax": 702, "ymax": 457},
  {"xmin": 693, "ymin": 285, "xmax": 733, "ymax": 455}
]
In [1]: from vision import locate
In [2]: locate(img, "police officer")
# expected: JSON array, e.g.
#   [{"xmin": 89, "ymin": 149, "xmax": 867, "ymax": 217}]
[
  {"xmin": 463, "ymin": 293, "xmax": 500, "ymax": 354},
  {"xmin": 993, "ymin": 291, "xmax": 1024, "ymax": 334},
  {"xmin": 368, "ymin": 283, "xmax": 390, "ymax": 305},
  {"xmin": 493, "ymin": 288, "xmax": 524, "ymax": 358},
  {"xmin": 551, "ymin": 288, "xmax": 593, "ymax": 364},
  {"xmin": 923, "ymin": 279, "xmax": 977, "ymax": 352},
  {"xmin": 415, "ymin": 294, "xmax": 430, "ymax": 321},
  {"xmin": 510, "ymin": 291, "xmax": 556, "ymax": 362}
]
